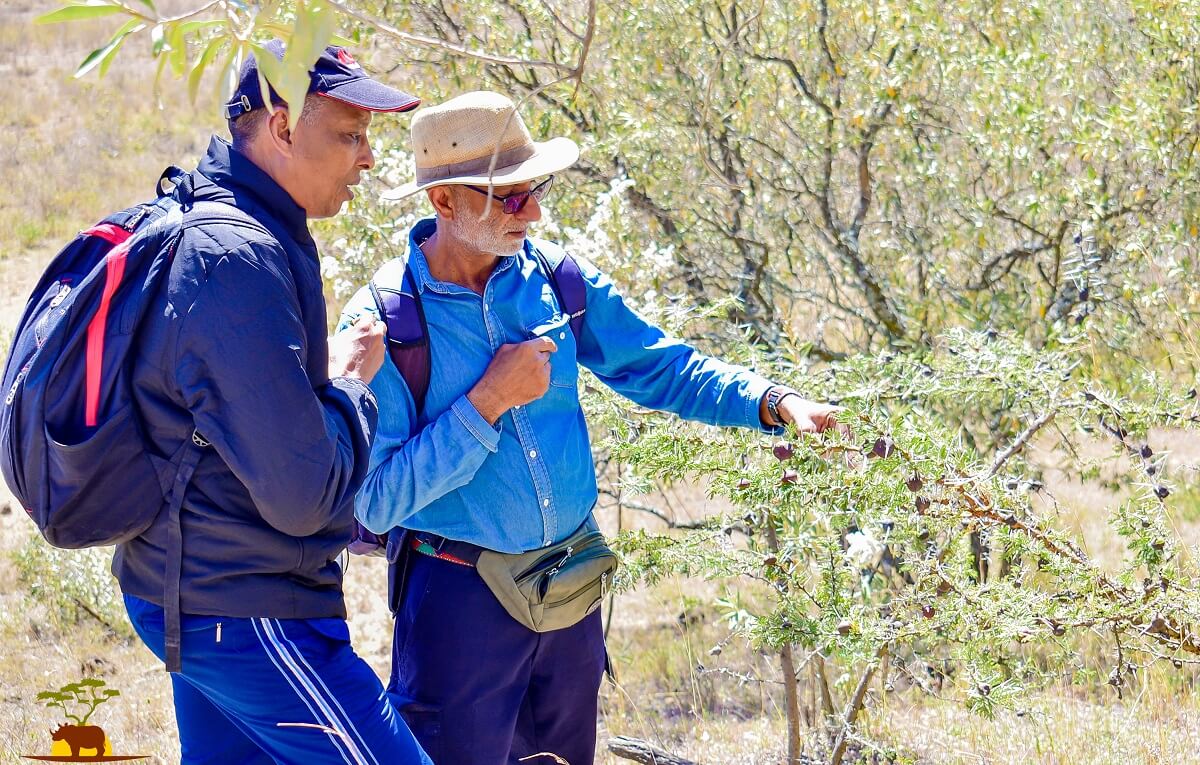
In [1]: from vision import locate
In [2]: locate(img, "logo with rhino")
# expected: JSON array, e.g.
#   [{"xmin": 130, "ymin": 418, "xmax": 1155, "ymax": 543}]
[{"xmin": 22, "ymin": 678, "xmax": 147, "ymax": 762}]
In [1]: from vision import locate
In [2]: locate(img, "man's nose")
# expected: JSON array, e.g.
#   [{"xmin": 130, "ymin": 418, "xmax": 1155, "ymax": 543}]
[
  {"xmin": 358, "ymin": 139, "xmax": 375, "ymax": 170},
  {"xmin": 516, "ymin": 193, "xmax": 542, "ymax": 222}
]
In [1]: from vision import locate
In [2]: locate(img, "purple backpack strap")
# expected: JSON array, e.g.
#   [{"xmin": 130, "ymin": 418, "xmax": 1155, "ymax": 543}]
[
  {"xmin": 350, "ymin": 264, "xmax": 428, "ymax": 558},
  {"xmin": 533, "ymin": 245, "xmax": 587, "ymax": 341},
  {"xmin": 369, "ymin": 266, "xmax": 430, "ymax": 414}
]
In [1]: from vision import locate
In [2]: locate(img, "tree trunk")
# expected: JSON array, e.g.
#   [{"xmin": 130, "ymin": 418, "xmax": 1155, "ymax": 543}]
[{"xmin": 765, "ymin": 522, "xmax": 803, "ymax": 763}]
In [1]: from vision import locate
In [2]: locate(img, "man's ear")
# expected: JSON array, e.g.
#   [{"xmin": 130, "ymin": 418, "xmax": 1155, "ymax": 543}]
[
  {"xmin": 427, "ymin": 186, "xmax": 456, "ymax": 219},
  {"xmin": 264, "ymin": 106, "xmax": 295, "ymax": 157}
]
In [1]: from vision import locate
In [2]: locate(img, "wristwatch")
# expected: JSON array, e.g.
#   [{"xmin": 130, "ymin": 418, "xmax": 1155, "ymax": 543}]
[{"xmin": 765, "ymin": 386, "xmax": 798, "ymax": 427}]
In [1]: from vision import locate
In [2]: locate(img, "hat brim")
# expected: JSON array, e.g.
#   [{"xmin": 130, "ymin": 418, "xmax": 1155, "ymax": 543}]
[
  {"xmin": 381, "ymin": 137, "xmax": 579, "ymax": 202},
  {"xmin": 320, "ymin": 78, "xmax": 420, "ymax": 113}
]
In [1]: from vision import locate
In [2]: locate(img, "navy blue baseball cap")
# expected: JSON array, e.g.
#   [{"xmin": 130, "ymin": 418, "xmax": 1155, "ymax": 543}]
[{"xmin": 223, "ymin": 40, "xmax": 419, "ymax": 120}]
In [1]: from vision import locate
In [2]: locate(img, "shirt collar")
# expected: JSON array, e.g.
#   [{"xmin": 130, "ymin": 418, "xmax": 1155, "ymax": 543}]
[
  {"xmin": 406, "ymin": 217, "xmax": 521, "ymax": 295},
  {"xmin": 196, "ymin": 136, "xmax": 312, "ymax": 245}
]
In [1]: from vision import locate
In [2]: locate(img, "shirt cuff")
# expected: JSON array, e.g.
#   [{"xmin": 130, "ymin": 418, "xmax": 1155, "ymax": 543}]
[
  {"xmin": 743, "ymin": 374, "xmax": 786, "ymax": 435},
  {"xmin": 451, "ymin": 394, "xmax": 502, "ymax": 452},
  {"xmin": 328, "ymin": 375, "xmax": 381, "ymax": 440}
]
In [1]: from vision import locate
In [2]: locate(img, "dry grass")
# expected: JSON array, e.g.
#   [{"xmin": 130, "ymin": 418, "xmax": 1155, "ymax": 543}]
[
  {"xmin": 2, "ymin": 4, "xmax": 1200, "ymax": 764},
  {"xmin": 0, "ymin": 1, "xmax": 218, "ymax": 334}
]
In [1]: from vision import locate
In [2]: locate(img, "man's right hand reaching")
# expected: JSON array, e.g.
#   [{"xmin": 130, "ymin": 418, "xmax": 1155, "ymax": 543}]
[
  {"xmin": 329, "ymin": 315, "xmax": 388, "ymax": 383},
  {"xmin": 468, "ymin": 336, "xmax": 558, "ymax": 424}
]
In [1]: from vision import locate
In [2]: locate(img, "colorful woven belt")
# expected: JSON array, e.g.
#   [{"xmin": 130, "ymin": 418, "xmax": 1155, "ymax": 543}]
[{"xmin": 410, "ymin": 536, "xmax": 474, "ymax": 567}]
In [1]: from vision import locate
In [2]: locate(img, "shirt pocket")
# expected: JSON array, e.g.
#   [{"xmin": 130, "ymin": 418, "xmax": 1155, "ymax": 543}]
[{"xmin": 526, "ymin": 312, "xmax": 578, "ymax": 390}]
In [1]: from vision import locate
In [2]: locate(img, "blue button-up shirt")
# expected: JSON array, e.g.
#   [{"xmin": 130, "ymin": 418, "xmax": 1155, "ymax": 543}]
[{"xmin": 339, "ymin": 218, "xmax": 777, "ymax": 553}]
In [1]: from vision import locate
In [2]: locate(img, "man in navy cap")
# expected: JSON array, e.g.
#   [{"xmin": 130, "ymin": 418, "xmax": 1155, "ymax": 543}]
[{"xmin": 114, "ymin": 41, "xmax": 431, "ymax": 764}]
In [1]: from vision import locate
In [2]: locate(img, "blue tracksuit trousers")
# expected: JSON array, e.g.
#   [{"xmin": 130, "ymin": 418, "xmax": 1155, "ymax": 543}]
[
  {"xmin": 124, "ymin": 595, "xmax": 431, "ymax": 765},
  {"xmin": 387, "ymin": 551, "xmax": 608, "ymax": 765}
]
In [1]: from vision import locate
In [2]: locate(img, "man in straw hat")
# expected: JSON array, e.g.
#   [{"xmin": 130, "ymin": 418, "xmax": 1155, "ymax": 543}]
[{"xmin": 339, "ymin": 90, "xmax": 841, "ymax": 764}]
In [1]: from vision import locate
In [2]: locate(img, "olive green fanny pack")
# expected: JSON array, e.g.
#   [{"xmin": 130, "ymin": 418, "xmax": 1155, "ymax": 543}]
[{"xmin": 476, "ymin": 528, "xmax": 618, "ymax": 632}]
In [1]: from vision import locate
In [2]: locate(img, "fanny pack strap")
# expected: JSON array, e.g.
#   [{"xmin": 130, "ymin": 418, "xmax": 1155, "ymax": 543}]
[{"xmin": 424, "ymin": 535, "xmax": 485, "ymax": 566}]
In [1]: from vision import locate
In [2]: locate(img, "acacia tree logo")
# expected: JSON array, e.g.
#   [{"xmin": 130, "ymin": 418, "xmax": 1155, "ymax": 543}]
[{"xmin": 23, "ymin": 678, "xmax": 146, "ymax": 762}]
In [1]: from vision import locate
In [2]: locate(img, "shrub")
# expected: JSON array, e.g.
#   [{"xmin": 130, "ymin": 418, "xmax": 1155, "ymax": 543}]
[
  {"xmin": 12, "ymin": 538, "xmax": 131, "ymax": 639},
  {"xmin": 603, "ymin": 329, "xmax": 1200, "ymax": 761}
]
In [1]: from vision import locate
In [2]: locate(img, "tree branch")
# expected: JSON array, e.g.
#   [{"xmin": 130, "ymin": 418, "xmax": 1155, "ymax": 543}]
[{"xmin": 328, "ymin": 0, "xmax": 580, "ymax": 73}]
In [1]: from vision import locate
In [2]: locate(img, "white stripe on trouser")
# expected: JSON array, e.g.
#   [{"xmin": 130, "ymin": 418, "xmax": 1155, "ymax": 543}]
[
  {"xmin": 269, "ymin": 619, "xmax": 382, "ymax": 765},
  {"xmin": 253, "ymin": 618, "xmax": 366, "ymax": 765},
  {"xmin": 250, "ymin": 619, "xmax": 354, "ymax": 765}
]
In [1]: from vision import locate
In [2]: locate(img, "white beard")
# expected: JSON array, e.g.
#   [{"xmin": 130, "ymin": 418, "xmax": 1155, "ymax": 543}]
[{"xmin": 451, "ymin": 201, "xmax": 523, "ymax": 258}]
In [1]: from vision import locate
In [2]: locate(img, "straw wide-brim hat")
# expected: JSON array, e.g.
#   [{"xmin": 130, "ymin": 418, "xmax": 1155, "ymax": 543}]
[{"xmin": 381, "ymin": 90, "xmax": 579, "ymax": 201}]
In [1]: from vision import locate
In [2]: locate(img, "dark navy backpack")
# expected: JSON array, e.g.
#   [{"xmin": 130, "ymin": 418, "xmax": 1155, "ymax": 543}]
[
  {"xmin": 2, "ymin": 166, "xmax": 277, "ymax": 672},
  {"xmin": 346, "ymin": 244, "xmax": 587, "ymax": 557},
  {"xmin": 2, "ymin": 169, "xmax": 271, "ymax": 672},
  {"xmin": 0, "ymin": 167, "xmax": 224, "ymax": 552}
]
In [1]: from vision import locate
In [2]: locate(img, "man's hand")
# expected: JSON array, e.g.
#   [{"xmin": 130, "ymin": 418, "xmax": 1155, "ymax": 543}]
[
  {"xmin": 778, "ymin": 395, "xmax": 845, "ymax": 435},
  {"xmin": 329, "ymin": 315, "xmax": 388, "ymax": 383},
  {"xmin": 468, "ymin": 337, "xmax": 558, "ymax": 424}
]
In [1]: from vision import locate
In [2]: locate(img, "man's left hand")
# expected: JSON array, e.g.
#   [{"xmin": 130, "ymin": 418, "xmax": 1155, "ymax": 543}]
[{"xmin": 770, "ymin": 393, "xmax": 845, "ymax": 435}]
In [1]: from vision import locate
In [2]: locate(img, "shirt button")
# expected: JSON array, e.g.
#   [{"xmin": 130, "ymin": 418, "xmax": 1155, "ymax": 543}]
[
  {"xmin": 542, "ymin": 498, "xmax": 550, "ymax": 507},
  {"xmin": 529, "ymin": 450, "xmax": 537, "ymax": 459},
  {"xmin": 559, "ymin": 332, "xmax": 566, "ymax": 340}
]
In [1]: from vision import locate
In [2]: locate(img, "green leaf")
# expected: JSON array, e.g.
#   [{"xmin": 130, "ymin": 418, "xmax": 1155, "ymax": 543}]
[
  {"xmin": 280, "ymin": 0, "xmax": 336, "ymax": 129},
  {"xmin": 36, "ymin": 2, "xmax": 124, "ymax": 25},
  {"xmin": 214, "ymin": 43, "xmax": 244, "ymax": 111},
  {"xmin": 99, "ymin": 27, "xmax": 141, "ymax": 78},
  {"xmin": 168, "ymin": 23, "xmax": 188, "ymax": 77},
  {"xmin": 189, "ymin": 36, "xmax": 225, "ymax": 105},
  {"xmin": 74, "ymin": 18, "xmax": 143, "ymax": 79},
  {"xmin": 250, "ymin": 40, "xmax": 285, "ymax": 111},
  {"xmin": 254, "ymin": 21, "xmax": 293, "ymax": 39},
  {"xmin": 137, "ymin": 0, "xmax": 156, "ymax": 10},
  {"xmin": 152, "ymin": 49, "xmax": 170, "ymax": 109}
]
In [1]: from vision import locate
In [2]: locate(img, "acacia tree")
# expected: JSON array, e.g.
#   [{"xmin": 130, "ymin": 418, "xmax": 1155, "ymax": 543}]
[{"xmin": 319, "ymin": 0, "xmax": 1200, "ymax": 372}]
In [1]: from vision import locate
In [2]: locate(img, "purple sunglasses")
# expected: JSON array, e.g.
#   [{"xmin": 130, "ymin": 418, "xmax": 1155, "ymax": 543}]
[{"xmin": 463, "ymin": 176, "xmax": 555, "ymax": 214}]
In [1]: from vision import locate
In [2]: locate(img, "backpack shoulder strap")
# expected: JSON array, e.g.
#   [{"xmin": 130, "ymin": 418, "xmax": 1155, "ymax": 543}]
[
  {"xmin": 530, "ymin": 239, "xmax": 587, "ymax": 341},
  {"xmin": 369, "ymin": 255, "xmax": 431, "ymax": 416},
  {"xmin": 367, "ymin": 240, "xmax": 587, "ymax": 418}
]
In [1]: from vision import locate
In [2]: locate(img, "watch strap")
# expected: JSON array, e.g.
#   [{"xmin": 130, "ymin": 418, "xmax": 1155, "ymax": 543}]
[{"xmin": 765, "ymin": 387, "xmax": 797, "ymax": 427}]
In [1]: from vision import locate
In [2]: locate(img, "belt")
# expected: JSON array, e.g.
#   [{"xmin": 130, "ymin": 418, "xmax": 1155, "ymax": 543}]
[{"xmin": 410, "ymin": 535, "xmax": 480, "ymax": 567}]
